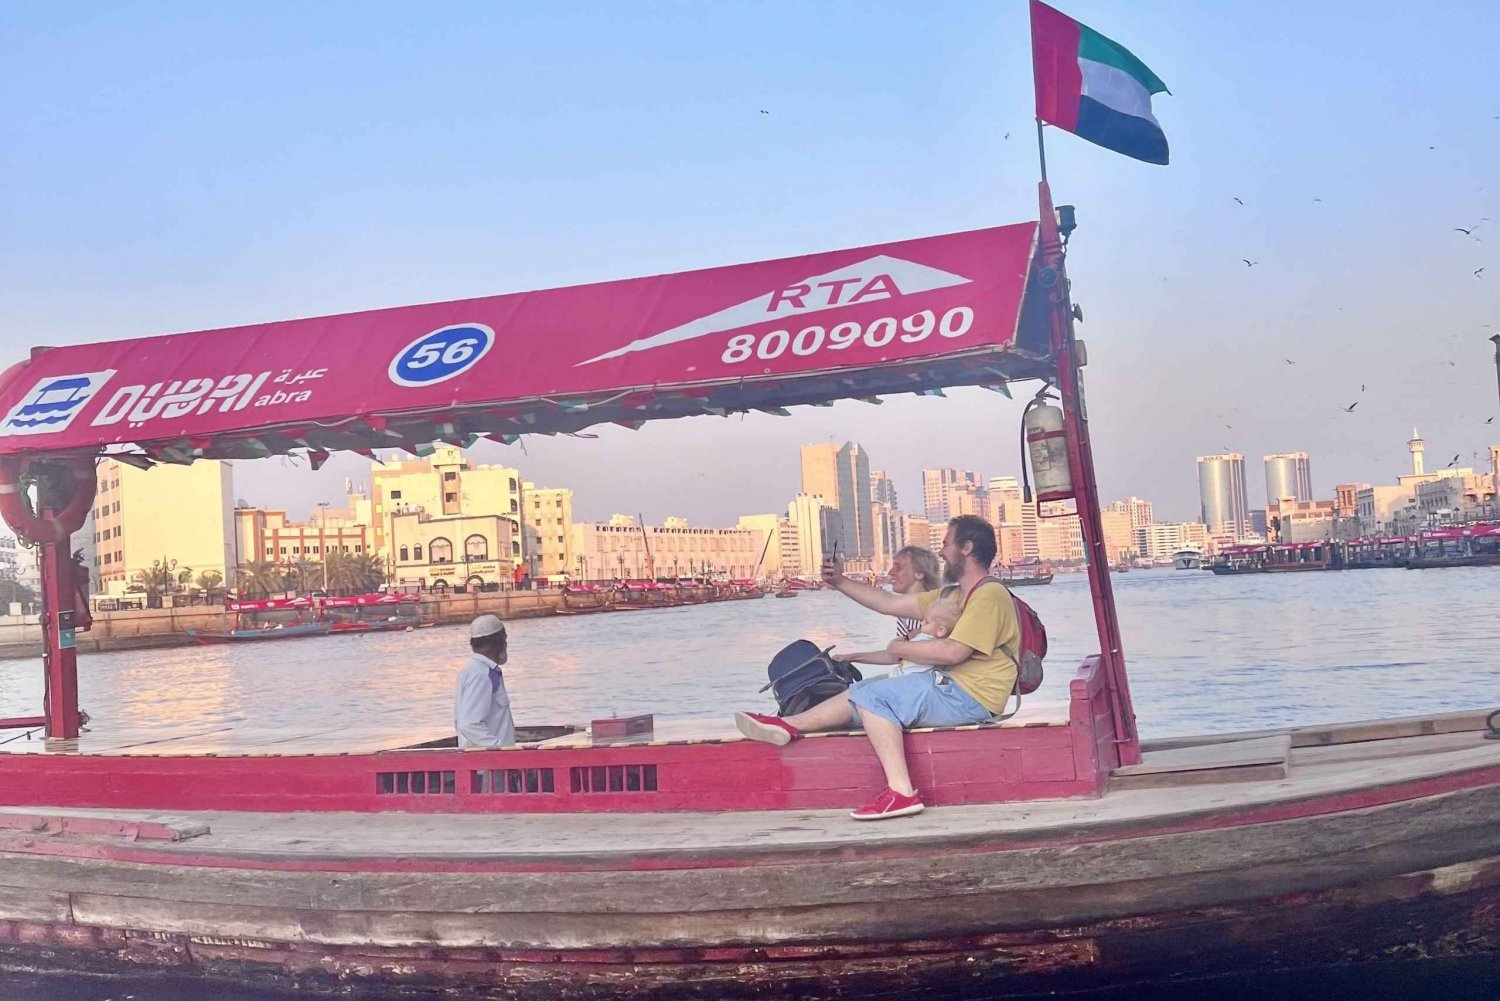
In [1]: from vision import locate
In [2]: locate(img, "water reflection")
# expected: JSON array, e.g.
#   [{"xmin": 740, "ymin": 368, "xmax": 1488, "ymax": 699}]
[{"xmin": 0, "ymin": 569, "xmax": 1497, "ymax": 743}]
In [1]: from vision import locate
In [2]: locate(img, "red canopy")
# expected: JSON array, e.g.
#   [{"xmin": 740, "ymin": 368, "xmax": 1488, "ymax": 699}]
[
  {"xmin": 0, "ymin": 225, "xmax": 1044, "ymax": 463},
  {"xmin": 317, "ymin": 593, "xmax": 419, "ymax": 608}
]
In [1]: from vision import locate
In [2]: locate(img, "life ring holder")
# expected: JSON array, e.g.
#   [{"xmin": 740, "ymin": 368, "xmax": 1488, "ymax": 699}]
[{"xmin": 0, "ymin": 454, "xmax": 97, "ymax": 545}]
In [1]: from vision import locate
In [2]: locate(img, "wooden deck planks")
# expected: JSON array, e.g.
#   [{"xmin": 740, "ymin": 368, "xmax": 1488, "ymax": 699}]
[
  {"xmin": 0, "ymin": 728, "xmax": 1495, "ymax": 864},
  {"xmin": 1111, "ymin": 735, "xmax": 1291, "ymax": 789}
]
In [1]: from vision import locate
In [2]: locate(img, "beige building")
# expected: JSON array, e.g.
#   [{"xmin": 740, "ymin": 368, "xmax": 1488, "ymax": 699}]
[
  {"xmin": 786, "ymin": 493, "xmax": 838, "ymax": 576},
  {"xmin": 571, "ymin": 518, "xmax": 762, "ymax": 579},
  {"xmin": 234, "ymin": 507, "xmax": 372, "ymax": 566},
  {"xmin": 777, "ymin": 519, "xmax": 801, "ymax": 577},
  {"xmin": 523, "ymin": 483, "xmax": 574, "ymax": 578},
  {"xmin": 799, "ymin": 444, "xmax": 840, "ymax": 506},
  {"xmin": 369, "ymin": 447, "xmax": 523, "ymax": 560},
  {"xmin": 1410, "ymin": 471, "xmax": 1498, "ymax": 528},
  {"xmin": 987, "ymin": 476, "xmax": 1038, "ymax": 561},
  {"xmin": 736, "ymin": 514, "xmax": 784, "ymax": 577},
  {"xmin": 95, "ymin": 458, "xmax": 235, "ymax": 595},
  {"xmin": 1036, "ymin": 508, "xmax": 1085, "ymax": 564},
  {"xmin": 923, "ymin": 468, "xmax": 984, "ymax": 523},
  {"xmin": 389, "ymin": 511, "xmax": 517, "ymax": 590},
  {"xmin": 1267, "ymin": 498, "xmax": 1342, "ymax": 542},
  {"xmin": 1099, "ymin": 508, "xmax": 1136, "ymax": 562},
  {"xmin": 894, "ymin": 512, "xmax": 931, "ymax": 556}
]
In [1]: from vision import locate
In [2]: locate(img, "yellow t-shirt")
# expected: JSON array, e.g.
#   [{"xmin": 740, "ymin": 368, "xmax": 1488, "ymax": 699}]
[{"xmin": 915, "ymin": 581, "xmax": 1019, "ymax": 714}]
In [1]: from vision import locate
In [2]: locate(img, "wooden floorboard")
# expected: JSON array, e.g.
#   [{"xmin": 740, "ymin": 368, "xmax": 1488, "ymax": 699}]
[{"xmin": 0, "ymin": 729, "xmax": 1495, "ymax": 863}]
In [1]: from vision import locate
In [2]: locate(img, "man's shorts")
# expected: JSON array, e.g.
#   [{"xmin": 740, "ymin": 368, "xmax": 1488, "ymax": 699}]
[{"xmin": 847, "ymin": 671, "xmax": 990, "ymax": 729}]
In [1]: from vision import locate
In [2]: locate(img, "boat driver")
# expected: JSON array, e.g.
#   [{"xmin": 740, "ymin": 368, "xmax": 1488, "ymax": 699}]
[
  {"xmin": 454, "ymin": 614, "xmax": 516, "ymax": 748},
  {"xmin": 735, "ymin": 515, "xmax": 1019, "ymax": 821}
]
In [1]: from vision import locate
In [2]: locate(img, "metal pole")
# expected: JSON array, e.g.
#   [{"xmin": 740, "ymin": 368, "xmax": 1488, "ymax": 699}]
[
  {"xmin": 1035, "ymin": 119, "xmax": 1048, "ymax": 184},
  {"xmin": 39, "ymin": 529, "xmax": 80, "ymax": 740},
  {"xmin": 318, "ymin": 502, "xmax": 329, "ymax": 591},
  {"xmin": 1036, "ymin": 180, "xmax": 1140, "ymax": 765}
]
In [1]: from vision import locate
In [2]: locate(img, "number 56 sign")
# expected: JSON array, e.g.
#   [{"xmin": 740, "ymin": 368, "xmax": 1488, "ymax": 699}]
[{"xmin": 389, "ymin": 324, "xmax": 495, "ymax": 388}]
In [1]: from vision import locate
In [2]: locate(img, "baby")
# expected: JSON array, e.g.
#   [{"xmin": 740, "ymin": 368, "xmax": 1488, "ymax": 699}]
[{"xmin": 836, "ymin": 598, "xmax": 962, "ymax": 676}]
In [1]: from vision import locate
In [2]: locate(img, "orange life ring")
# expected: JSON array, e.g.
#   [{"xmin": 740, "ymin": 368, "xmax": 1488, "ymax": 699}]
[{"xmin": 0, "ymin": 454, "xmax": 97, "ymax": 545}]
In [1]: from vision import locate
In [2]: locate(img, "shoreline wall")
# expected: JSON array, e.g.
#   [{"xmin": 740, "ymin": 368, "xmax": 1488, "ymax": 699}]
[{"xmin": 0, "ymin": 592, "xmax": 566, "ymax": 661}]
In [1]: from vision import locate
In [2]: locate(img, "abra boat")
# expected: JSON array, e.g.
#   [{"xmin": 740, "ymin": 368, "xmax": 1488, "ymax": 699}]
[
  {"xmin": 185, "ymin": 621, "xmax": 333, "ymax": 644},
  {"xmin": 557, "ymin": 583, "xmax": 614, "ymax": 614},
  {"xmin": 1406, "ymin": 524, "xmax": 1500, "ymax": 570},
  {"xmin": 0, "ymin": 152, "xmax": 1494, "ymax": 1001},
  {"xmin": 999, "ymin": 559, "xmax": 1054, "ymax": 586}
]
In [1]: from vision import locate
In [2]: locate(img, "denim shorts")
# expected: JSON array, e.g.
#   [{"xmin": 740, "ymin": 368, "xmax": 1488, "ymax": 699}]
[{"xmin": 847, "ymin": 671, "xmax": 990, "ymax": 729}]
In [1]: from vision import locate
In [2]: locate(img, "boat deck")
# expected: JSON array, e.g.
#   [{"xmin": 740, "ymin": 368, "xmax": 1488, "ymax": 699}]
[
  {"xmin": 0, "ymin": 700, "xmax": 1075, "ymax": 757},
  {"xmin": 0, "ymin": 710, "xmax": 1495, "ymax": 865}
]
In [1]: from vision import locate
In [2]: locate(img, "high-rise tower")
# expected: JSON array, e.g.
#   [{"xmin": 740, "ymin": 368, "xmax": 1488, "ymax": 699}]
[
  {"xmin": 1263, "ymin": 452, "xmax": 1313, "ymax": 506},
  {"xmin": 1197, "ymin": 453, "xmax": 1250, "ymax": 539}
]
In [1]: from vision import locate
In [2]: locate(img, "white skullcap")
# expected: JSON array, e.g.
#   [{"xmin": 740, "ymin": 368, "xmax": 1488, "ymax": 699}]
[{"xmin": 469, "ymin": 614, "xmax": 506, "ymax": 639}]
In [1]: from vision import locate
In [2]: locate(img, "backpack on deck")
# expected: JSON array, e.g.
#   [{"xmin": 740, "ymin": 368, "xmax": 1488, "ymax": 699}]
[
  {"xmin": 945, "ymin": 576, "xmax": 1049, "ymax": 719},
  {"xmin": 761, "ymin": 639, "xmax": 862, "ymax": 717}
]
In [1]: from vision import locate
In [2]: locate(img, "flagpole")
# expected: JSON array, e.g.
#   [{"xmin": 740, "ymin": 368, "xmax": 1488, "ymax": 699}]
[{"xmin": 1035, "ymin": 118, "xmax": 1048, "ymax": 184}]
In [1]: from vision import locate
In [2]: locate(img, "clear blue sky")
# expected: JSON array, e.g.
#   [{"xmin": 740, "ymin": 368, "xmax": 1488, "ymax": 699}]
[{"xmin": 3, "ymin": 1, "xmax": 1496, "ymax": 523}]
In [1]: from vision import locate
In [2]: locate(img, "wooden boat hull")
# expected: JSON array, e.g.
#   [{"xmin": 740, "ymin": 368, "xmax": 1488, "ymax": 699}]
[
  {"xmin": 0, "ymin": 708, "xmax": 1497, "ymax": 997},
  {"xmin": 0, "ymin": 777, "xmax": 1495, "ymax": 997},
  {"xmin": 1406, "ymin": 554, "xmax": 1500, "ymax": 569},
  {"xmin": 184, "ymin": 623, "xmax": 333, "ymax": 644},
  {"xmin": 1002, "ymin": 573, "xmax": 1053, "ymax": 586}
]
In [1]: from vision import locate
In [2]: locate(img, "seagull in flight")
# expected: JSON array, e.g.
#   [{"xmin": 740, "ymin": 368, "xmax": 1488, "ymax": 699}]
[
  {"xmin": 1341, "ymin": 401, "xmax": 1359, "ymax": 413},
  {"xmin": 1242, "ymin": 259, "xmax": 1258, "ymax": 267},
  {"xmin": 1234, "ymin": 197, "xmax": 1243, "ymax": 205},
  {"xmin": 1476, "ymin": 268, "xmax": 1486, "ymax": 278},
  {"xmin": 1283, "ymin": 358, "xmax": 1296, "ymax": 365},
  {"xmin": 1447, "ymin": 454, "xmax": 1461, "ymax": 467}
]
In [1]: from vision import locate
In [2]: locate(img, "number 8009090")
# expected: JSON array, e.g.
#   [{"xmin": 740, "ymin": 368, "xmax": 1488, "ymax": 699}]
[{"xmin": 720, "ymin": 306, "xmax": 975, "ymax": 364}]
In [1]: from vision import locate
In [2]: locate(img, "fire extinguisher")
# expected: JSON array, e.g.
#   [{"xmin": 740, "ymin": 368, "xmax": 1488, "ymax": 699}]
[{"xmin": 1020, "ymin": 391, "xmax": 1075, "ymax": 507}]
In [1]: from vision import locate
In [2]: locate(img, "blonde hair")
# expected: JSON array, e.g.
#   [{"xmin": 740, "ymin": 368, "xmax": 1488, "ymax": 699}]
[
  {"xmin": 896, "ymin": 546, "xmax": 942, "ymax": 591},
  {"xmin": 922, "ymin": 598, "xmax": 962, "ymax": 638}
]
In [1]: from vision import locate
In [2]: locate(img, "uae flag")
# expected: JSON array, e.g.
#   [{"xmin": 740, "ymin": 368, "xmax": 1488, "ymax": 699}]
[{"xmin": 1030, "ymin": 1, "xmax": 1170, "ymax": 165}]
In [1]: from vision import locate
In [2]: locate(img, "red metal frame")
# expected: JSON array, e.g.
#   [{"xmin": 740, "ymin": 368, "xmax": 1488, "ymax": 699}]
[
  {"xmin": 1036, "ymin": 181, "xmax": 1140, "ymax": 766},
  {"xmin": 37, "ymin": 523, "xmax": 82, "ymax": 740},
  {"xmin": 0, "ymin": 661, "xmax": 1117, "ymax": 815}
]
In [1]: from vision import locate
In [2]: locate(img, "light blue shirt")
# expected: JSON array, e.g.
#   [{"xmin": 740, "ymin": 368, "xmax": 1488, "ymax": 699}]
[{"xmin": 454, "ymin": 651, "xmax": 516, "ymax": 749}]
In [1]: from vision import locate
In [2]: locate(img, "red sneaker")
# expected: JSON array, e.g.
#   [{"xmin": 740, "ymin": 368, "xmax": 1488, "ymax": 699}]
[
  {"xmin": 850, "ymin": 788, "xmax": 925, "ymax": 821},
  {"xmin": 734, "ymin": 711, "xmax": 801, "ymax": 746}
]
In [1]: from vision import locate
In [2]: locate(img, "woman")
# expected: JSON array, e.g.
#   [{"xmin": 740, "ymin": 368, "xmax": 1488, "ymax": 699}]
[{"xmin": 834, "ymin": 545, "xmax": 942, "ymax": 669}]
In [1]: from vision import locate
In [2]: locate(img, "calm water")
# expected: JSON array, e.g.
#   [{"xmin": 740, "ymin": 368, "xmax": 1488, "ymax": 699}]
[{"xmin": 1, "ymin": 568, "xmax": 1498, "ymax": 999}]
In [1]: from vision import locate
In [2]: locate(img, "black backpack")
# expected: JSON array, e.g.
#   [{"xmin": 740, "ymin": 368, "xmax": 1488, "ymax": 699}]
[{"xmin": 760, "ymin": 639, "xmax": 862, "ymax": 717}]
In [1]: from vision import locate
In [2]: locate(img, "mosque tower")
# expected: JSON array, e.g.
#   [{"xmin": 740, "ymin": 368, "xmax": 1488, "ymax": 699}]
[{"xmin": 1408, "ymin": 427, "xmax": 1425, "ymax": 476}]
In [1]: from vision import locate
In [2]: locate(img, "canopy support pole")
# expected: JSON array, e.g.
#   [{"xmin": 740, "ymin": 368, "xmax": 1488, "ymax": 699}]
[
  {"xmin": 40, "ymin": 532, "xmax": 82, "ymax": 740},
  {"xmin": 1036, "ymin": 181, "xmax": 1140, "ymax": 766}
]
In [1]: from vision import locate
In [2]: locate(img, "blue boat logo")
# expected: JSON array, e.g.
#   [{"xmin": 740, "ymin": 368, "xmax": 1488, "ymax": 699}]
[{"xmin": 0, "ymin": 370, "xmax": 117, "ymax": 437}]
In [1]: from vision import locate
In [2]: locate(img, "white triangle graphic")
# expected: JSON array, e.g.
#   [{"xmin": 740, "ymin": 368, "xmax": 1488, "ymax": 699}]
[{"xmin": 577, "ymin": 255, "xmax": 971, "ymax": 365}]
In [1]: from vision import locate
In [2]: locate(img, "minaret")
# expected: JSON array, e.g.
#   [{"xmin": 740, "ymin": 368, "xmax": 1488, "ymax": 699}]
[{"xmin": 1408, "ymin": 427, "xmax": 1425, "ymax": 476}]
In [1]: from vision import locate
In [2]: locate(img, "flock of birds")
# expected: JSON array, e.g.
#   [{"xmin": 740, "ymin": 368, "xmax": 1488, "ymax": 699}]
[{"xmin": 1217, "ymin": 193, "xmax": 1496, "ymax": 465}]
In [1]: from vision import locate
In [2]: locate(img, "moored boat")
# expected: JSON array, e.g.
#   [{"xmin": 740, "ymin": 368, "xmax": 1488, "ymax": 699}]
[
  {"xmin": 1406, "ymin": 524, "xmax": 1500, "ymax": 569},
  {"xmin": 998, "ymin": 559, "xmax": 1054, "ymax": 586},
  {"xmin": 185, "ymin": 621, "xmax": 334, "ymax": 644},
  {"xmin": 0, "ymin": 57, "xmax": 1494, "ymax": 998}
]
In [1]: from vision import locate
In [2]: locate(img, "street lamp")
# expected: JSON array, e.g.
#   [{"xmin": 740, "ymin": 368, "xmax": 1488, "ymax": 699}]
[
  {"xmin": 616, "ymin": 554, "xmax": 624, "ymax": 579},
  {"xmin": 673, "ymin": 557, "xmax": 680, "ymax": 579},
  {"xmin": 317, "ymin": 502, "xmax": 330, "ymax": 592}
]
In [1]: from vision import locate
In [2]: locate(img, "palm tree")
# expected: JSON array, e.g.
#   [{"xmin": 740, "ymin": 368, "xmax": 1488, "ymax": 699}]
[
  {"xmin": 324, "ymin": 551, "xmax": 387, "ymax": 594},
  {"xmin": 195, "ymin": 569, "xmax": 225, "ymax": 593},
  {"xmin": 235, "ymin": 560, "xmax": 281, "ymax": 598}
]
